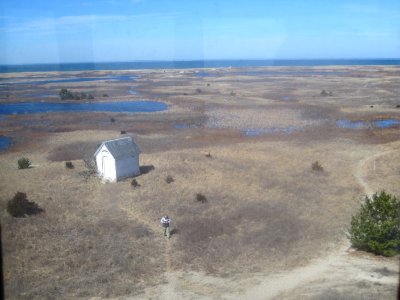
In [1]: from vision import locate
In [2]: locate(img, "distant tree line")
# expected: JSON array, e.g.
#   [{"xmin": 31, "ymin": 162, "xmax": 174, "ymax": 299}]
[{"xmin": 59, "ymin": 88, "xmax": 95, "ymax": 100}]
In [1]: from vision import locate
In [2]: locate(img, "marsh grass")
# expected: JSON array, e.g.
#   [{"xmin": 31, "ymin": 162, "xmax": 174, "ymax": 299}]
[
  {"xmin": 1, "ymin": 172, "xmax": 164, "ymax": 298},
  {"xmin": 2, "ymin": 117, "xmax": 398, "ymax": 298}
]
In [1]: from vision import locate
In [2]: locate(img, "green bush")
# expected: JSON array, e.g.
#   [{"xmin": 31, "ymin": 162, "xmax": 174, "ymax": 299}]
[
  {"xmin": 196, "ymin": 193, "xmax": 207, "ymax": 203},
  {"xmin": 59, "ymin": 88, "xmax": 74, "ymax": 100},
  {"xmin": 311, "ymin": 161, "xmax": 323, "ymax": 171},
  {"xmin": 348, "ymin": 191, "xmax": 400, "ymax": 256},
  {"xmin": 7, "ymin": 192, "xmax": 43, "ymax": 217},
  {"xmin": 131, "ymin": 179, "xmax": 140, "ymax": 187},
  {"xmin": 165, "ymin": 175, "xmax": 174, "ymax": 184},
  {"xmin": 18, "ymin": 157, "xmax": 31, "ymax": 169},
  {"xmin": 320, "ymin": 90, "xmax": 333, "ymax": 96}
]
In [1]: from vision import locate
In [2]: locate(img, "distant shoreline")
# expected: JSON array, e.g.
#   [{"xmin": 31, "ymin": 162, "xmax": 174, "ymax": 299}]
[{"xmin": 1, "ymin": 59, "xmax": 400, "ymax": 73}]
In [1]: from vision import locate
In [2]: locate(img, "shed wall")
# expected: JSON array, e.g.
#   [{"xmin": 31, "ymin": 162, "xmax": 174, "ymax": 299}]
[
  {"xmin": 115, "ymin": 156, "xmax": 140, "ymax": 180},
  {"xmin": 95, "ymin": 147, "xmax": 117, "ymax": 181}
]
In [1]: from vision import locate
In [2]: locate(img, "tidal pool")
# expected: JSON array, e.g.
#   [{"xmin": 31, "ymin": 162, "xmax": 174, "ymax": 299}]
[
  {"xmin": 0, "ymin": 101, "xmax": 168, "ymax": 115},
  {"xmin": 336, "ymin": 119, "xmax": 400, "ymax": 129},
  {"xmin": 244, "ymin": 126, "xmax": 300, "ymax": 136},
  {"xmin": 0, "ymin": 136, "xmax": 11, "ymax": 152}
]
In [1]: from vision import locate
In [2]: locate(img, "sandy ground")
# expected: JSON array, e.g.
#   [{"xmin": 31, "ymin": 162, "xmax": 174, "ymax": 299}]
[{"xmin": 1, "ymin": 66, "xmax": 399, "ymax": 299}]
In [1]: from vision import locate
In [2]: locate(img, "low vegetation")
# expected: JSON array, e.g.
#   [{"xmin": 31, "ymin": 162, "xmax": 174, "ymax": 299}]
[
  {"xmin": 311, "ymin": 161, "xmax": 323, "ymax": 171},
  {"xmin": 165, "ymin": 175, "xmax": 174, "ymax": 184},
  {"xmin": 195, "ymin": 193, "xmax": 207, "ymax": 203},
  {"xmin": 348, "ymin": 191, "xmax": 400, "ymax": 256},
  {"xmin": 320, "ymin": 90, "xmax": 333, "ymax": 96},
  {"xmin": 7, "ymin": 192, "xmax": 43, "ymax": 217},
  {"xmin": 59, "ymin": 88, "xmax": 94, "ymax": 100},
  {"xmin": 131, "ymin": 179, "xmax": 140, "ymax": 187},
  {"xmin": 17, "ymin": 157, "xmax": 31, "ymax": 169}
]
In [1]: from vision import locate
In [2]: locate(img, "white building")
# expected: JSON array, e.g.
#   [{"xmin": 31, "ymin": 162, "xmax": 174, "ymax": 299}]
[{"xmin": 94, "ymin": 137, "xmax": 140, "ymax": 182}]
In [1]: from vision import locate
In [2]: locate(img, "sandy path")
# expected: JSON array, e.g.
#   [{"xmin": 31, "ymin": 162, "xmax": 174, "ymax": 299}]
[
  {"xmin": 118, "ymin": 203, "xmax": 182, "ymax": 299},
  {"xmin": 121, "ymin": 147, "xmax": 398, "ymax": 299},
  {"xmin": 232, "ymin": 242, "xmax": 351, "ymax": 300},
  {"xmin": 228, "ymin": 147, "xmax": 399, "ymax": 300},
  {"xmin": 354, "ymin": 150, "xmax": 396, "ymax": 198}
]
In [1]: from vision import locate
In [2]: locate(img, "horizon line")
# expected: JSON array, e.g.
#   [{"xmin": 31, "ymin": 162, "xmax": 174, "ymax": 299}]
[{"xmin": 2, "ymin": 57, "xmax": 400, "ymax": 67}]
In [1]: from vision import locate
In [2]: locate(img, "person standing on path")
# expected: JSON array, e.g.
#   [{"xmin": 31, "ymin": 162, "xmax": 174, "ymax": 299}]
[{"xmin": 160, "ymin": 215, "xmax": 171, "ymax": 238}]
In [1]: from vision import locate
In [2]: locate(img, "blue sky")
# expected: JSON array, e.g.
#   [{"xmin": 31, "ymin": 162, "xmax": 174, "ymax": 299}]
[{"xmin": 0, "ymin": 0, "xmax": 399, "ymax": 64}]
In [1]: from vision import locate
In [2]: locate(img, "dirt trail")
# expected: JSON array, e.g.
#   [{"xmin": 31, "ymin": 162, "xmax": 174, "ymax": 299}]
[
  {"xmin": 354, "ymin": 150, "xmax": 396, "ymax": 198},
  {"xmin": 121, "ymin": 148, "xmax": 398, "ymax": 299},
  {"xmin": 232, "ymin": 241, "xmax": 351, "ymax": 300},
  {"xmin": 228, "ymin": 147, "xmax": 399, "ymax": 300},
  {"xmin": 118, "ymin": 203, "xmax": 181, "ymax": 299}
]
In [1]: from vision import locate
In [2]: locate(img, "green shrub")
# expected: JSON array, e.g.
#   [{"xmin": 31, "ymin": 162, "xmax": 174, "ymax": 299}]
[
  {"xmin": 18, "ymin": 157, "xmax": 31, "ymax": 169},
  {"xmin": 348, "ymin": 191, "xmax": 400, "ymax": 256},
  {"xmin": 196, "ymin": 193, "xmax": 207, "ymax": 203},
  {"xmin": 59, "ymin": 88, "xmax": 74, "ymax": 100},
  {"xmin": 131, "ymin": 179, "xmax": 140, "ymax": 187},
  {"xmin": 165, "ymin": 175, "xmax": 174, "ymax": 184},
  {"xmin": 320, "ymin": 90, "xmax": 333, "ymax": 96},
  {"xmin": 7, "ymin": 192, "xmax": 43, "ymax": 217},
  {"xmin": 311, "ymin": 161, "xmax": 323, "ymax": 171}
]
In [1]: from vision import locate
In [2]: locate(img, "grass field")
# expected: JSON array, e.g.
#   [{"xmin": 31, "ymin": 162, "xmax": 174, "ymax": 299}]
[{"xmin": 1, "ymin": 66, "xmax": 399, "ymax": 299}]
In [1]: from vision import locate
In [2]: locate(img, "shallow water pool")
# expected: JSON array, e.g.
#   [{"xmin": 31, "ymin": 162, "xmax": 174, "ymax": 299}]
[
  {"xmin": 0, "ymin": 136, "xmax": 11, "ymax": 152},
  {"xmin": 336, "ymin": 119, "xmax": 400, "ymax": 129},
  {"xmin": 0, "ymin": 101, "xmax": 168, "ymax": 115}
]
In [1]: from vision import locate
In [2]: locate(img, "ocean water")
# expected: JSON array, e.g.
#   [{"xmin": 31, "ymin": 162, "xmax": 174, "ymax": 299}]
[{"xmin": 1, "ymin": 59, "xmax": 399, "ymax": 73}]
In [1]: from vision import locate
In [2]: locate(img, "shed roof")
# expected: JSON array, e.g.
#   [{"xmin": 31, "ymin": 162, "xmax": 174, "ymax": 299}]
[{"xmin": 94, "ymin": 137, "xmax": 140, "ymax": 159}]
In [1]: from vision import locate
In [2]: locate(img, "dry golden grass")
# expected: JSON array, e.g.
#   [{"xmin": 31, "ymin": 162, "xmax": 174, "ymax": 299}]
[
  {"xmin": 2, "ymin": 132, "xmax": 399, "ymax": 298},
  {"xmin": 1, "ymin": 66, "xmax": 400, "ymax": 298},
  {"xmin": 0, "ymin": 149, "xmax": 165, "ymax": 298}
]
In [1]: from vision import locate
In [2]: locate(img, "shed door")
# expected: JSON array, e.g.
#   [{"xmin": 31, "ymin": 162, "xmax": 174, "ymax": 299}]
[{"xmin": 102, "ymin": 155, "xmax": 110, "ymax": 176}]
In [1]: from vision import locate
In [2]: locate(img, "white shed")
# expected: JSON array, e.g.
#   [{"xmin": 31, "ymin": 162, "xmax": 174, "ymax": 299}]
[{"xmin": 94, "ymin": 137, "xmax": 141, "ymax": 182}]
